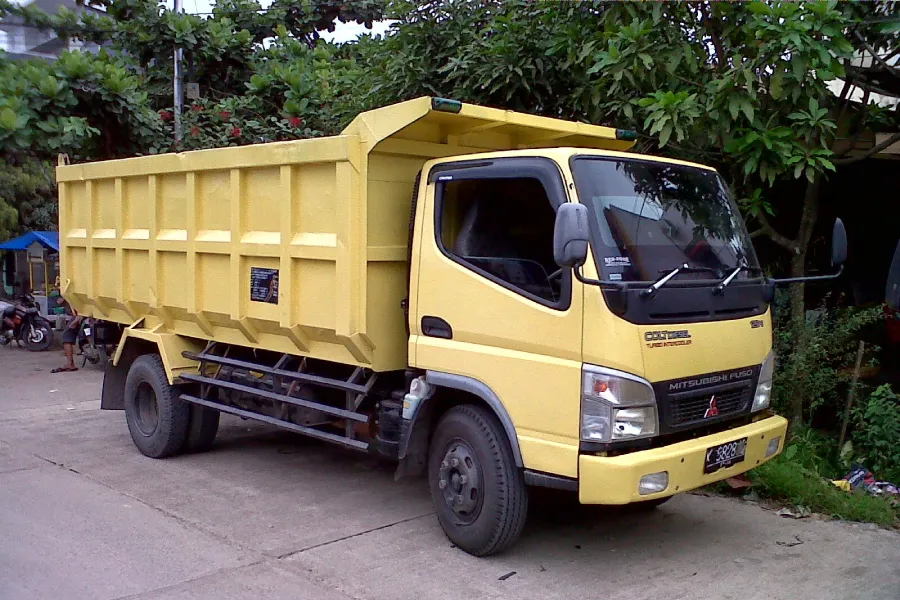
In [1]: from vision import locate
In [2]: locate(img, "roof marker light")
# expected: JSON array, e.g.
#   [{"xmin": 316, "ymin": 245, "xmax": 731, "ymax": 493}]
[{"xmin": 432, "ymin": 98, "xmax": 463, "ymax": 114}]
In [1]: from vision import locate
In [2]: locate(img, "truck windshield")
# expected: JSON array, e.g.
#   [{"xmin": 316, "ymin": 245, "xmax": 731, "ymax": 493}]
[{"xmin": 570, "ymin": 156, "xmax": 760, "ymax": 284}]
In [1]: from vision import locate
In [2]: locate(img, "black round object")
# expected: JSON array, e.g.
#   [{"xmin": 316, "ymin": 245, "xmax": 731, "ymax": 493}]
[
  {"xmin": 428, "ymin": 405, "xmax": 528, "ymax": 556},
  {"xmin": 24, "ymin": 324, "xmax": 53, "ymax": 352},
  {"xmin": 123, "ymin": 354, "xmax": 189, "ymax": 458},
  {"xmin": 183, "ymin": 403, "xmax": 220, "ymax": 453},
  {"xmin": 626, "ymin": 496, "xmax": 673, "ymax": 511}
]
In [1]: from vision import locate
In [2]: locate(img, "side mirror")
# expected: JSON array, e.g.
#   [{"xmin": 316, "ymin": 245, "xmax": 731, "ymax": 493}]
[
  {"xmin": 886, "ymin": 240, "xmax": 900, "ymax": 311},
  {"xmin": 772, "ymin": 218, "xmax": 847, "ymax": 286},
  {"xmin": 553, "ymin": 203, "xmax": 590, "ymax": 268},
  {"xmin": 831, "ymin": 218, "xmax": 847, "ymax": 267}
]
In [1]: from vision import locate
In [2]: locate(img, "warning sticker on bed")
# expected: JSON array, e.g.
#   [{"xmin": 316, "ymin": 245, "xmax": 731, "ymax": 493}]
[
  {"xmin": 604, "ymin": 256, "xmax": 631, "ymax": 267},
  {"xmin": 250, "ymin": 267, "xmax": 279, "ymax": 304}
]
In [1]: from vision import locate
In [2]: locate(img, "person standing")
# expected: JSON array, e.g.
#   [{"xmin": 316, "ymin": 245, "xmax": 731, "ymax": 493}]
[{"xmin": 52, "ymin": 296, "xmax": 82, "ymax": 373}]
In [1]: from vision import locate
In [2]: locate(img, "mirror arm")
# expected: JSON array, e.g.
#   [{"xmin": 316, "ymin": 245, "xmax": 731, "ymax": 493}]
[
  {"xmin": 574, "ymin": 264, "xmax": 627, "ymax": 289},
  {"xmin": 771, "ymin": 264, "xmax": 844, "ymax": 286}
]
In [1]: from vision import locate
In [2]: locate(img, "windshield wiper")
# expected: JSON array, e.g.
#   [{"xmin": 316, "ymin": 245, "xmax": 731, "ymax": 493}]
[
  {"xmin": 713, "ymin": 264, "xmax": 764, "ymax": 295},
  {"xmin": 641, "ymin": 264, "xmax": 720, "ymax": 298}
]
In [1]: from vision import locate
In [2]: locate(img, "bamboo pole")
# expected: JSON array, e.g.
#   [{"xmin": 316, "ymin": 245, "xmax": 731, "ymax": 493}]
[{"xmin": 838, "ymin": 341, "xmax": 866, "ymax": 452}]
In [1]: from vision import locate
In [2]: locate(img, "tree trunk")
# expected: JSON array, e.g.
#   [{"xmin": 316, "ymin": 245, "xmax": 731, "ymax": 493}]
[
  {"xmin": 789, "ymin": 251, "xmax": 807, "ymax": 326},
  {"xmin": 788, "ymin": 249, "xmax": 807, "ymax": 426},
  {"xmin": 786, "ymin": 175, "xmax": 822, "ymax": 427}
]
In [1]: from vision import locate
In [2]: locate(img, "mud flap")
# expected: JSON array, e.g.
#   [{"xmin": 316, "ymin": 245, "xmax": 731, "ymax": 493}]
[{"xmin": 100, "ymin": 360, "xmax": 127, "ymax": 410}]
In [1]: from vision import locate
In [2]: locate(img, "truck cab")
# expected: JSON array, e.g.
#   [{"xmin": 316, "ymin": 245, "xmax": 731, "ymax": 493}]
[{"xmin": 406, "ymin": 146, "xmax": 786, "ymax": 515}]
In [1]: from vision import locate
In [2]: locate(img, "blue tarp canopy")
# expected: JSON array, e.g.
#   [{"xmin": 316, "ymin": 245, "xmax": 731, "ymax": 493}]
[{"xmin": 0, "ymin": 231, "xmax": 59, "ymax": 252}]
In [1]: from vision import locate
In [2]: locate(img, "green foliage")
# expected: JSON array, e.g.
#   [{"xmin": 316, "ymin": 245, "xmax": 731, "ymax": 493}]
[
  {"xmin": 726, "ymin": 425, "xmax": 899, "ymax": 527},
  {"xmin": 780, "ymin": 425, "xmax": 842, "ymax": 477},
  {"xmin": 748, "ymin": 453, "xmax": 897, "ymax": 527},
  {"xmin": 852, "ymin": 385, "xmax": 900, "ymax": 483},
  {"xmin": 636, "ymin": 91, "xmax": 702, "ymax": 148},
  {"xmin": 771, "ymin": 295, "xmax": 883, "ymax": 423},
  {"xmin": 0, "ymin": 51, "xmax": 161, "ymax": 159},
  {"xmin": 0, "ymin": 158, "xmax": 57, "ymax": 240}
]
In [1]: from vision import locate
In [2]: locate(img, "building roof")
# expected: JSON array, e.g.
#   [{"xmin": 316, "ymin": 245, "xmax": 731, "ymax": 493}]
[{"xmin": 0, "ymin": 231, "xmax": 59, "ymax": 252}]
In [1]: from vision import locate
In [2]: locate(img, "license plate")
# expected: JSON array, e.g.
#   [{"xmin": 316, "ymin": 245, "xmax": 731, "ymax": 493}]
[{"xmin": 704, "ymin": 437, "xmax": 748, "ymax": 474}]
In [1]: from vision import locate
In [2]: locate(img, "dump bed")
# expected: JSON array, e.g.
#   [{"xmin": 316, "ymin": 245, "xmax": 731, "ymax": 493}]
[{"xmin": 58, "ymin": 97, "xmax": 633, "ymax": 371}]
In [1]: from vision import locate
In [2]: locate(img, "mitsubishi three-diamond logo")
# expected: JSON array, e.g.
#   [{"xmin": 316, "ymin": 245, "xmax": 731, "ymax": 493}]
[{"xmin": 704, "ymin": 395, "xmax": 719, "ymax": 418}]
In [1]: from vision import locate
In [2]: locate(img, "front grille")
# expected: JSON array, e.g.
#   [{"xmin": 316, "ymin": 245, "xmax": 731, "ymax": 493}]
[{"xmin": 669, "ymin": 386, "xmax": 750, "ymax": 426}]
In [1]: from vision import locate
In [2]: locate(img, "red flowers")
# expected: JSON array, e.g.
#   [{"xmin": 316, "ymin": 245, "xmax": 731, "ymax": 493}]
[
  {"xmin": 220, "ymin": 110, "xmax": 232, "ymax": 120},
  {"xmin": 159, "ymin": 110, "xmax": 173, "ymax": 122},
  {"xmin": 288, "ymin": 116, "xmax": 304, "ymax": 127},
  {"xmin": 230, "ymin": 126, "xmax": 242, "ymax": 138},
  {"xmin": 191, "ymin": 104, "xmax": 202, "ymax": 113},
  {"xmin": 190, "ymin": 126, "xmax": 200, "ymax": 137}
]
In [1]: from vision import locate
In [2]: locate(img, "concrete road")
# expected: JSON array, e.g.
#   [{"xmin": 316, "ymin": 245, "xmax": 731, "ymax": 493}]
[{"xmin": 1, "ymin": 346, "xmax": 898, "ymax": 600}]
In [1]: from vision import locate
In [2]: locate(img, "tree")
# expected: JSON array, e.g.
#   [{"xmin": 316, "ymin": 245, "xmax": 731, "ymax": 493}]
[
  {"xmin": 0, "ymin": 0, "xmax": 385, "ymax": 158},
  {"xmin": 0, "ymin": 158, "xmax": 57, "ymax": 240}
]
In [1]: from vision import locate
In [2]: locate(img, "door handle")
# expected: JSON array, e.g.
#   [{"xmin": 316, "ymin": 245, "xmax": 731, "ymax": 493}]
[{"xmin": 421, "ymin": 316, "xmax": 453, "ymax": 339}]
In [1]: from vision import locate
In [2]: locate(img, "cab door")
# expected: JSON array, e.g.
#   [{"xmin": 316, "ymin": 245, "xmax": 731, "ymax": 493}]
[{"xmin": 410, "ymin": 157, "xmax": 584, "ymax": 477}]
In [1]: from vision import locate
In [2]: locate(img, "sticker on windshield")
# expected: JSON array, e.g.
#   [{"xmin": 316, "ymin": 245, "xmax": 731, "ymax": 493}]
[
  {"xmin": 609, "ymin": 273, "xmax": 622, "ymax": 281},
  {"xmin": 604, "ymin": 256, "xmax": 631, "ymax": 267}
]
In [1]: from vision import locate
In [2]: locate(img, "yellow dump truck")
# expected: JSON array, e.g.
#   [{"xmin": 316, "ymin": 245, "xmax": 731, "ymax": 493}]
[{"xmin": 58, "ymin": 97, "xmax": 847, "ymax": 556}]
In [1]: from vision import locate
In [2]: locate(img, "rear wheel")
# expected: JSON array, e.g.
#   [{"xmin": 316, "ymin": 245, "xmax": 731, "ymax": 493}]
[
  {"xmin": 124, "ymin": 354, "xmax": 189, "ymax": 458},
  {"xmin": 428, "ymin": 405, "xmax": 528, "ymax": 556},
  {"xmin": 183, "ymin": 403, "xmax": 220, "ymax": 453}
]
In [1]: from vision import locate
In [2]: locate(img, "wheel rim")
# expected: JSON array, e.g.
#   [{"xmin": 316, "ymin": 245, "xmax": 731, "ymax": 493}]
[
  {"xmin": 437, "ymin": 439, "xmax": 484, "ymax": 524},
  {"xmin": 28, "ymin": 328, "xmax": 45, "ymax": 343},
  {"xmin": 134, "ymin": 382, "xmax": 160, "ymax": 436}
]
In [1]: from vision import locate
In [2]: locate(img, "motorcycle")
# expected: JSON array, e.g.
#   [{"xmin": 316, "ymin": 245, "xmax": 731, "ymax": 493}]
[
  {"xmin": 76, "ymin": 317, "xmax": 115, "ymax": 367},
  {"xmin": 0, "ymin": 294, "xmax": 54, "ymax": 352}
]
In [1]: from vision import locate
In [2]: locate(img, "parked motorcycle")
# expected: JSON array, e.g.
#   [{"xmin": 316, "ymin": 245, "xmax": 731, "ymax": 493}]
[
  {"xmin": 76, "ymin": 317, "xmax": 115, "ymax": 367},
  {"xmin": 0, "ymin": 294, "xmax": 54, "ymax": 351}
]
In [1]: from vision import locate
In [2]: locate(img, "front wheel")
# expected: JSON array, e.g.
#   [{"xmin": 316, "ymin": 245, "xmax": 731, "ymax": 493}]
[
  {"xmin": 627, "ymin": 496, "xmax": 673, "ymax": 511},
  {"xmin": 24, "ymin": 324, "xmax": 53, "ymax": 352},
  {"xmin": 428, "ymin": 405, "xmax": 528, "ymax": 556}
]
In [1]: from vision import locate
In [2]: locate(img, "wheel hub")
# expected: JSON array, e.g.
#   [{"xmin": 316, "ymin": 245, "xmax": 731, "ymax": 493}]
[
  {"xmin": 134, "ymin": 382, "xmax": 160, "ymax": 436},
  {"xmin": 438, "ymin": 441, "xmax": 482, "ymax": 523}
]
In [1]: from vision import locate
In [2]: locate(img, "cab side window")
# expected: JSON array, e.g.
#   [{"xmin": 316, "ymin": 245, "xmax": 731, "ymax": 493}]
[{"xmin": 437, "ymin": 177, "xmax": 565, "ymax": 306}]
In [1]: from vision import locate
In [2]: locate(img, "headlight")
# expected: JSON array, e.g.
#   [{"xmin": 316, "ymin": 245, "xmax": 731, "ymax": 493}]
[
  {"xmin": 612, "ymin": 407, "xmax": 658, "ymax": 439},
  {"xmin": 581, "ymin": 366, "xmax": 657, "ymax": 442},
  {"xmin": 752, "ymin": 351, "xmax": 774, "ymax": 412},
  {"xmin": 581, "ymin": 400, "xmax": 611, "ymax": 442}
]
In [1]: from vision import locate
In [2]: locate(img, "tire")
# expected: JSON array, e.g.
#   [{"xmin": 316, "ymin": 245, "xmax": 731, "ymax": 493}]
[
  {"xmin": 123, "ymin": 354, "xmax": 190, "ymax": 458},
  {"xmin": 183, "ymin": 403, "xmax": 220, "ymax": 453},
  {"xmin": 627, "ymin": 496, "xmax": 673, "ymax": 511},
  {"xmin": 24, "ymin": 324, "xmax": 53, "ymax": 352},
  {"xmin": 428, "ymin": 405, "xmax": 528, "ymax": 556}
]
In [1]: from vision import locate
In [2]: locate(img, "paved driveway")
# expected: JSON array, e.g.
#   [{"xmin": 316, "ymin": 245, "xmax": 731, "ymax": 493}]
[{"xmin": 1, "ymin": 345, "xmax": 898, "ymax": 600}]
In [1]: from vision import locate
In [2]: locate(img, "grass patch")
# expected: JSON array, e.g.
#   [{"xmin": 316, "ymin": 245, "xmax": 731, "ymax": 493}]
[
  {"xmin": 746, "ymin": 454, "xmax": 898, "ymax": 528},
  {"xmin": 703, "ymin": 426, "xmax": 899, "ymax": 527}
]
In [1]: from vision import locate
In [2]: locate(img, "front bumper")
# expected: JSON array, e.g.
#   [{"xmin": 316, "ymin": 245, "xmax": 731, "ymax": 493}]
[{"xmin": 579, "ymin": 415, "xmax": 788, "ymax": 504}]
